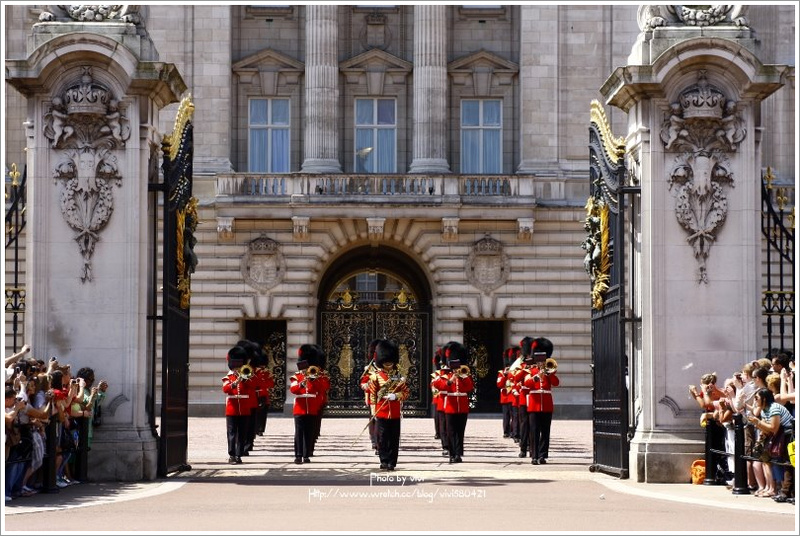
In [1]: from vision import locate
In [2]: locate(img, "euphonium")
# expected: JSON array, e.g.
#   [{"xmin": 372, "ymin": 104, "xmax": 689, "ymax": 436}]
[
  {"xmin": 543, "ymin": 357, "xmax": 558, "ymax": 375},
  {"xmin": 306, "ymin": 365, "xmax": 320, "ymax": 379},
  {"xmin": 237, "ymin": 363, "xmax": 254, "ymax": 381},
  {"xmin": 457, "ymin": 364, "xmax": 471, "ymax": 378}
]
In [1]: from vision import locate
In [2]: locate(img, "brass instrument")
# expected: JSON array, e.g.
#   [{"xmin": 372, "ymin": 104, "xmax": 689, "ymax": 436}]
[
  {"xmin": 456, "ymin": 364, "xmax": 471, "ymax": 378},
  {"xmin": 543, "ymin": 357, "xmax": 558, "ymax": 375},
  {"xmin": 306, "ymin": 365, "xmax": 320, "ymax": 379},
  {"xmin": 237, "ymin": 363, "xmax": 254, "ymax": 381}
]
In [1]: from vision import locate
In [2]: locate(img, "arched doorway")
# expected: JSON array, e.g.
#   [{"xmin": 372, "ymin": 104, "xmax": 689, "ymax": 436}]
[{"xmin": 317, "ymin": 245, "xmax": 432, "ymax": 416}]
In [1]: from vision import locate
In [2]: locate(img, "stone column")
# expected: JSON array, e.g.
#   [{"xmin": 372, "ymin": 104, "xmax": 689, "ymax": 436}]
[
  {"xmin": 408, "ymin": 5, "xmax": 450, "ymax": 174},
  {"xmin": 301, "ymin": 5, "xmax": 342, "ymax": 173},
  {"xmin": 601, "ymin": 6, "xmax": 788, "ymax": 483}
]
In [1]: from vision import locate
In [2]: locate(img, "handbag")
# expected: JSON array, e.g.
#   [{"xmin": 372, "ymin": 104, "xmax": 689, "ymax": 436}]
[{"xmin": 767, "ymin": 426, "xmax": 788, "ymax": 459}]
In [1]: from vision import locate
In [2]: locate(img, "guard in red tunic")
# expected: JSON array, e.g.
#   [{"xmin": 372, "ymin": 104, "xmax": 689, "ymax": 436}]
[
  {"xmin": 222, "ymin": 345, "xmax": 255, "ymax": 464},
  {"xmin": 289, "ymin": 344, "xmax": 330, "ymax": 464},
  {"xmin": 368, "ymin": 339, "xmax": 410, "ymax": 471},
  {"xmin": 513, "ymin": 337, "xmax": 534, "ymax": 458},
  {"xmin": 431, "ymin": 347, "xmax": 449, "ymax": 456},
  {"xmin": 359, "ymin": 339, "xmax": 381, "ymax": 453},
  {"xmin": 432, "ymin": 341, "xmax": 474, "ymax": 463},
  {"xmin": 497, "ymin": 347, "xmax": 515, "ymax": 438},
  {"xmin": 523, "ymin": 337, "xmax": 559, "ymax": 465}
]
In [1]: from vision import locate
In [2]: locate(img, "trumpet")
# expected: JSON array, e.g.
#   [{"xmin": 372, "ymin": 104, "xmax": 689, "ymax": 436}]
[
  {"xmin": 543, "ymin": 357, "xmax": 558, "ymax": 375},
  {"xmin": 456, "ymin": 364, "xmax": 471, "ymax": 378},
  {"xmin": 306, "ymin": 365, "xmax": 320, "ymax": 379},
  {"xmin": 237, "ymin": 363, "xmax": 254, "ymax": 381}
]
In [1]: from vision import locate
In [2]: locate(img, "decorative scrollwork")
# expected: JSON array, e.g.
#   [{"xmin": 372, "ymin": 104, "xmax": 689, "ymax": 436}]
[{"xmin": 581, "ymin": 196, "xmax": 611, "ymax": 310}]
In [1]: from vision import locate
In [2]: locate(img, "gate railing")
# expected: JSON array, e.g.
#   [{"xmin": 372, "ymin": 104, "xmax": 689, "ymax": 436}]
[
  {"xmin": 5, "ymin": 163, "xmax": 27, "ymax": 352},
  {"xmin": 761, "ymin": 167, "xmax": 795, "ymax": 354}
]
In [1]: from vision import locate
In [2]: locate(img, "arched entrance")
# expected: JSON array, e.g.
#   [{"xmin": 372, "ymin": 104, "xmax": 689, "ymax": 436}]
[{"xmin": 317, "ymin": 245, "xmax": 432, "ymax": 416}]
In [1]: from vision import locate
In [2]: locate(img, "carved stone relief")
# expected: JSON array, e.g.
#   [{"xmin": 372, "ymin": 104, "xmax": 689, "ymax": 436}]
[
  {"xmin": 466, "ymin": 235, "xmax": 509, "ymax": 294},
  {"xmin": 637, "ymin": 5, "xmax": 749, "ymax": 30},
  {"xmin": 442, "ymin": 217, "xmax": 459, "ymax": 242},
  {"xmin": 660, "ymin": 70, "xmax": 745, "ymax": 284},
  {"xmin": 39, "ymin": 5, "xmax": 141, "ymax": 24},
  {"xmin": 292, "ymin": 216, "xmax": 310, "ymax": 241},
  {"xmin": 241, "ymin": 235, "xmax": 285, "ymax": 293},
  {"xmin": 44, "ymin": 67, "xmax": 132, "ymax": 282}
]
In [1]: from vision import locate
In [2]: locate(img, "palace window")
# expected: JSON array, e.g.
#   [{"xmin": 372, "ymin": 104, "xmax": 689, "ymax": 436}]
[
  {"xmin": 460, "ymin": 99, "xmax": 502, "ymax": 174},
  {"xmin": 355, "ymin": 98, "xmax": 396, "ymax": 173},
  {"xmin": 249, "ymin": 98, "xmax": 290, "ymax": 173}
]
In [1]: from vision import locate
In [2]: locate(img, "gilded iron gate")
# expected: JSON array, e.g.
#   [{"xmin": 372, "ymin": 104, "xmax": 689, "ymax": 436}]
[
  {"xmin": 320, "ymin": 303, "xmax": 430, "ymax": 416},
  {"xmin": 761, "ymin": 168, "xmax": 795, "ymax": 354},
  {"xmin": 584, "ymin": 101, "xmax": 632, "ymax": 478},
  {"xmin": 156, "ymin": 97, "xmax": 197, "ymax": 476}
]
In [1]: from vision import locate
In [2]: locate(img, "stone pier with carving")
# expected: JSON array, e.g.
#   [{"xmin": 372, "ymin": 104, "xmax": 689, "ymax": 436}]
[
  {"xmin": 5, "ymin": 8, "xmax": 186, "ymax": 480},
  {"xmin": 600, "ymin": 5, "xmax": 790, "ymax": 482}
]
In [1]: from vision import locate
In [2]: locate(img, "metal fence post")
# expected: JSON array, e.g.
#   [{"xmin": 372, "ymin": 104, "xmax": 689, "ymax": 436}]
[
  {"xmin": 40, "ymin": 416, "xmax": 59, "ymax": 493},
  {"xmin": 731, "ymin": 413, "xmax": 751, "ymax": 494}
]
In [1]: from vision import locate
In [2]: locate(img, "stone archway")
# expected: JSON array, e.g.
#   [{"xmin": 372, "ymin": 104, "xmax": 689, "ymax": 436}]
[{"xmin": 317, "ymin": 245, "xmax": 433, "ymax": 416}]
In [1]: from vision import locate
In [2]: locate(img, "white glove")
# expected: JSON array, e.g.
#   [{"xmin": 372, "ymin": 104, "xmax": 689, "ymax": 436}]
[{"xmin": 384, "ymin": 393, "xmax": 397, "ymax": 401}]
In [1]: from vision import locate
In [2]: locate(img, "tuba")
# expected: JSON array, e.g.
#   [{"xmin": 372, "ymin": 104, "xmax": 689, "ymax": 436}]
[
  {"xmin": 306, "ymin": 365, "xmax": 320, "ymax": 379},
  {"xmin": 237, "ymin": 363, "xmax": 254, "ymax": 381},
  {"xmin": 543, "ymin": 357, "xmax": 558, "ymax": 375}
]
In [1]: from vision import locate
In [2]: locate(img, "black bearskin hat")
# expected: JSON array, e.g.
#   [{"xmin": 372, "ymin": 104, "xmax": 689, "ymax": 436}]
[
  {"xmin": 238, "ymin": 339, "xmax": 267, "ymax": 367},
  {"xmin": 433, "ymin": 347, "xmax": 443, "ymax": 370},
  {"xmin": 367, "ymin": 339, "xmax": 382, "ymax": 363},
  {"xmin": 520, "ymin": 336, "xmax": 534, "ymax": 357},
  {"xmin": 227, "ymin": 345, "xmax": 248, "ymax": 371},
  {"xmin": 297, "ymin": 344, "xmax": 324, "ymax": 370},
  {"xmin": 375, "ymin": 339, "xmax": 399, "ymax": 367},
  {"xmin": 532, "ymin": 337, "xmax": 554, "ymax": 358},
  {"xmin": 444, "ymin": 341, "xmax": 467, "ymax": 368}
]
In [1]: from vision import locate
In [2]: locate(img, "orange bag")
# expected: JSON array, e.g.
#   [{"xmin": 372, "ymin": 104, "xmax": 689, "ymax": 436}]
[{"xmin": 691, "ymin": 459, "xmax": 706, "ymax": 485}]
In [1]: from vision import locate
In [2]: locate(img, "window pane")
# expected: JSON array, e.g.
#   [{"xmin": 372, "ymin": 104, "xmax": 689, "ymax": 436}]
[
  {"xmin": 483, "ymin": 130, "xmax": 501, "ymax": 173},
  {"xmin": 250, "ymin": 99, "xmax": 268, "ymax": 125},
  {"xmin": 271, "ymin": 99, "xmax": 289, "ymax": 125},
  {"xmin": 271, "ymin": 129, "xmax": 290, "ymax": 172},
  {"xmin": 462, "ymin": 100, "xmax": 479, "ymax": 126},
  {"xmin": 355, "ymin": 128, "xmax": 374, "ymax": 172},
  {"xmin": 377, "ymin": 99, "xmax": 395, "ymax": 125},
  {"xmin": 249, "ymin": 129, "xmax": 268, "ymax": 172},
  {"xmin": 376, "ymin": 129, "xmax": 395, "ymax": 173},
  {"xmin": 483, "ymin": 100, "xmax": 501, "ymax": 126},
  {"xmin": 356, "ymin": 99, "xmax": 374, "ymax": 125},
  {"xmin": 461, "ymin": 130, "xmax": 480, "ymax": 173}
]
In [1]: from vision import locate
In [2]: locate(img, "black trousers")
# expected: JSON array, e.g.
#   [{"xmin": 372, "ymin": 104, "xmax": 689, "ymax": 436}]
[
  {"xmin": 255, "ymin": 397, "xmax": 269, "ymax": 435},
  {"xmin": 437, "ymin": 409, "xmax": 449, "ymax": 450},
  {"xmin": 433, "ymin": 406, "xmax": 440, "ymax": 437},
  {"xmin": 369, "ymin": 418, "xmax": 378, "ymax": 449},
  {"xmin": 510, "ymin": 404, "xmax": 518, "ymax": 439},
  {"xmin": 501, "ymin": 403, "xmax": 513, "ymax": 436},
  {"xmin": 446, "ymin": 413, "xmax": 468, "ymax": 458},
  {"xmin": 529, "ymin": 411, "xmax": 553, "ymax": 460},
  {"xmin": 226, "ymin": 415, "xmax": 249, "ymax": 457},
  {"xmin": 518, "ymin": 406, "xmax": 530, "ymax": 453},
  {"xmin": 376, "ymin": 418, "xmax": 401, "ymax": 467},
  {"xmin": 293, "ymin": 415, "xmax": 315, "ymax": 458}
]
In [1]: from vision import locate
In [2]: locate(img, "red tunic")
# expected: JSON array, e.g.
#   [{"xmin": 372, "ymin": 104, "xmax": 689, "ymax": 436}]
[
  {"xmin": 433, "ymin": 371, "xmax": 474, "ymax": 414},
  {"xmin": 290, "ymin": 371, "xmax": 330, "ymax": 416},
  {"xmin": 368, "ymin": 370, "xmax": 409, "ymax": 419},
  {"xmin": 222, "ymin": 372, "xmax": 257, "ymax": 416},
  {"xmin": 523, "ymin": 366, "xmax": 559, "ymax": 413}
]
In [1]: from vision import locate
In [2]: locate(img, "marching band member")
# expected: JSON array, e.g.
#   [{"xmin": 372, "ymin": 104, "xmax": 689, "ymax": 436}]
[
  {"xmin": 431, "ymin": 347, "xmax": 450, "ymax": 456},
  {"xmin": 236, "ymin": 339, "xmax": 274, "ymax": 454},
  {"xmin": 368, "ymin": 340, "xmax": 410, "ymax": 471},
  {"xmin": 524, "ymin": 337, "xmax": 559, "ymax": 465},
  {"xmin": 497, "ymin": 347, "xmax": 514, "ymax": 438},
  {"xmin": 289, "ymin": 344, "xmax": 330, "ymax": 464},
  {"xmin": 309, "ymin": 346, "xmax": 328, "ymax": 454},
  {"xmin": 222, "ymin": 345, "xmax": 255, "ymax": 464},
  {"xmin": 359, "ymin": 339, "xmax": 382, "ymax": 454},
  {"xmin": 507, "ymin": 345, "xmax": 522, "ymax": 443},
  {"xmin": 432, "ymin": 347, "xmax": 442, "ymax": 439},
  {"xmin": 433, "ymin": 341, "xmax": 474, "ymax": 463},
  {"xmin": 513, "ymin": 337, "xmax": 534, "ymax": 458}
]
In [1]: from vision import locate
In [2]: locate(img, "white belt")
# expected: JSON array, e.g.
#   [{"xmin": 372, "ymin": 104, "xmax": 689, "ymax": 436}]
[
  {"xmin": 448, "ymin": 393, "xmax": 468, "ymax": 397},
  {"xmin": 227, "ymin": 395, "xmax": 249, "ymax": 399},
  {"xmin": 529, "ymin": 390, "xmax": 551, "ymax": 394},
  {"xmin": 295, "ymin": 393, "xmax": 317, "ymax": 398}
]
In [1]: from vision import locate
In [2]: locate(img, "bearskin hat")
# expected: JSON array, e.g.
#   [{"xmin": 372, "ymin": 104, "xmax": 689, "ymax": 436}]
[
  {"xmin": 297, "ymin": 344, "xmax": 324, "ymax": 370},
  {"xmin": 367, "ymin": 339, "xmax": 382, "ymax": 363},
  {"xmin": 433, "ymin": 346, "xmax": 443, "ymax": 370},
  {"xmin": 375, "ymin": 339, "xmax": 399, "ymax": 367},
  {"xmin": 238, "ymin": 339, "xmax": 267, "ymax": 367},
  {"xmin": 444, "ymin": 341, "xmax": 467, "ymax": 368},
  {"xmin": 520, "ymin": 336, "xmax": 534, "ymax": 357},
  {"xmin": 227, "ymin": 345, "xmax": 248, "ymax": 371},
  {"xmin": 532, "ymin": 337, "xmax": 554, "ymax": 358}
]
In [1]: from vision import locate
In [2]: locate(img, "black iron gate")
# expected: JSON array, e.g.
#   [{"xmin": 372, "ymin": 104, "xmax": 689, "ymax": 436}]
[
  {"xmin": 5, "ymin": 163, "xmax": 27, "ymax": 352},
  {"xmin": 584, "ymin": 101, "xmax": 633, "ymax": 478},
  {"xmin": 463, "ymin": 320, "xmax": 505, "ymax": 413},
  {"xmin": 319, "ymin": 304, "xmax": 430, "ymax": 416},
  {"xmin": 761, "ymin": 168, "xmax": 795, "ymax": 354},
  {"xmin": 156, "ymin": 97, "xmax": 196, "ymax": 476}
]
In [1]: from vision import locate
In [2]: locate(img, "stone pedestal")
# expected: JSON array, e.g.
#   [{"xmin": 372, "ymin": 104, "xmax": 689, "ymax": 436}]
[
  {"xmin": 6, "ymin": 17, "xmax": 185, "ymax": 481},
  {"xmin": 600, "ymin": 7, "xmax": 789, "ymax": 482}
]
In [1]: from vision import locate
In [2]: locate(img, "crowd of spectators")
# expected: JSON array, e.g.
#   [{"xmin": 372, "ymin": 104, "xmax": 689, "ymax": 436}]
[
  {"xmin": 689, "ymin": 350, "xmax": 795, "ymax": 503},
  {"xmin": 5, "ymin": 344, "xmax": 108, "ymax": 502}
]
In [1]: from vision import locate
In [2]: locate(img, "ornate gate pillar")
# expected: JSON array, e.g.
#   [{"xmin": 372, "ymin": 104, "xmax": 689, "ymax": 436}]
[
  {"xmin": 6, "ymin": 8, "xmax": 185, "ymax": 480},
  {"xmin": 599, "ymin": 6, "xmax": 790, "ymax": 482}
]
